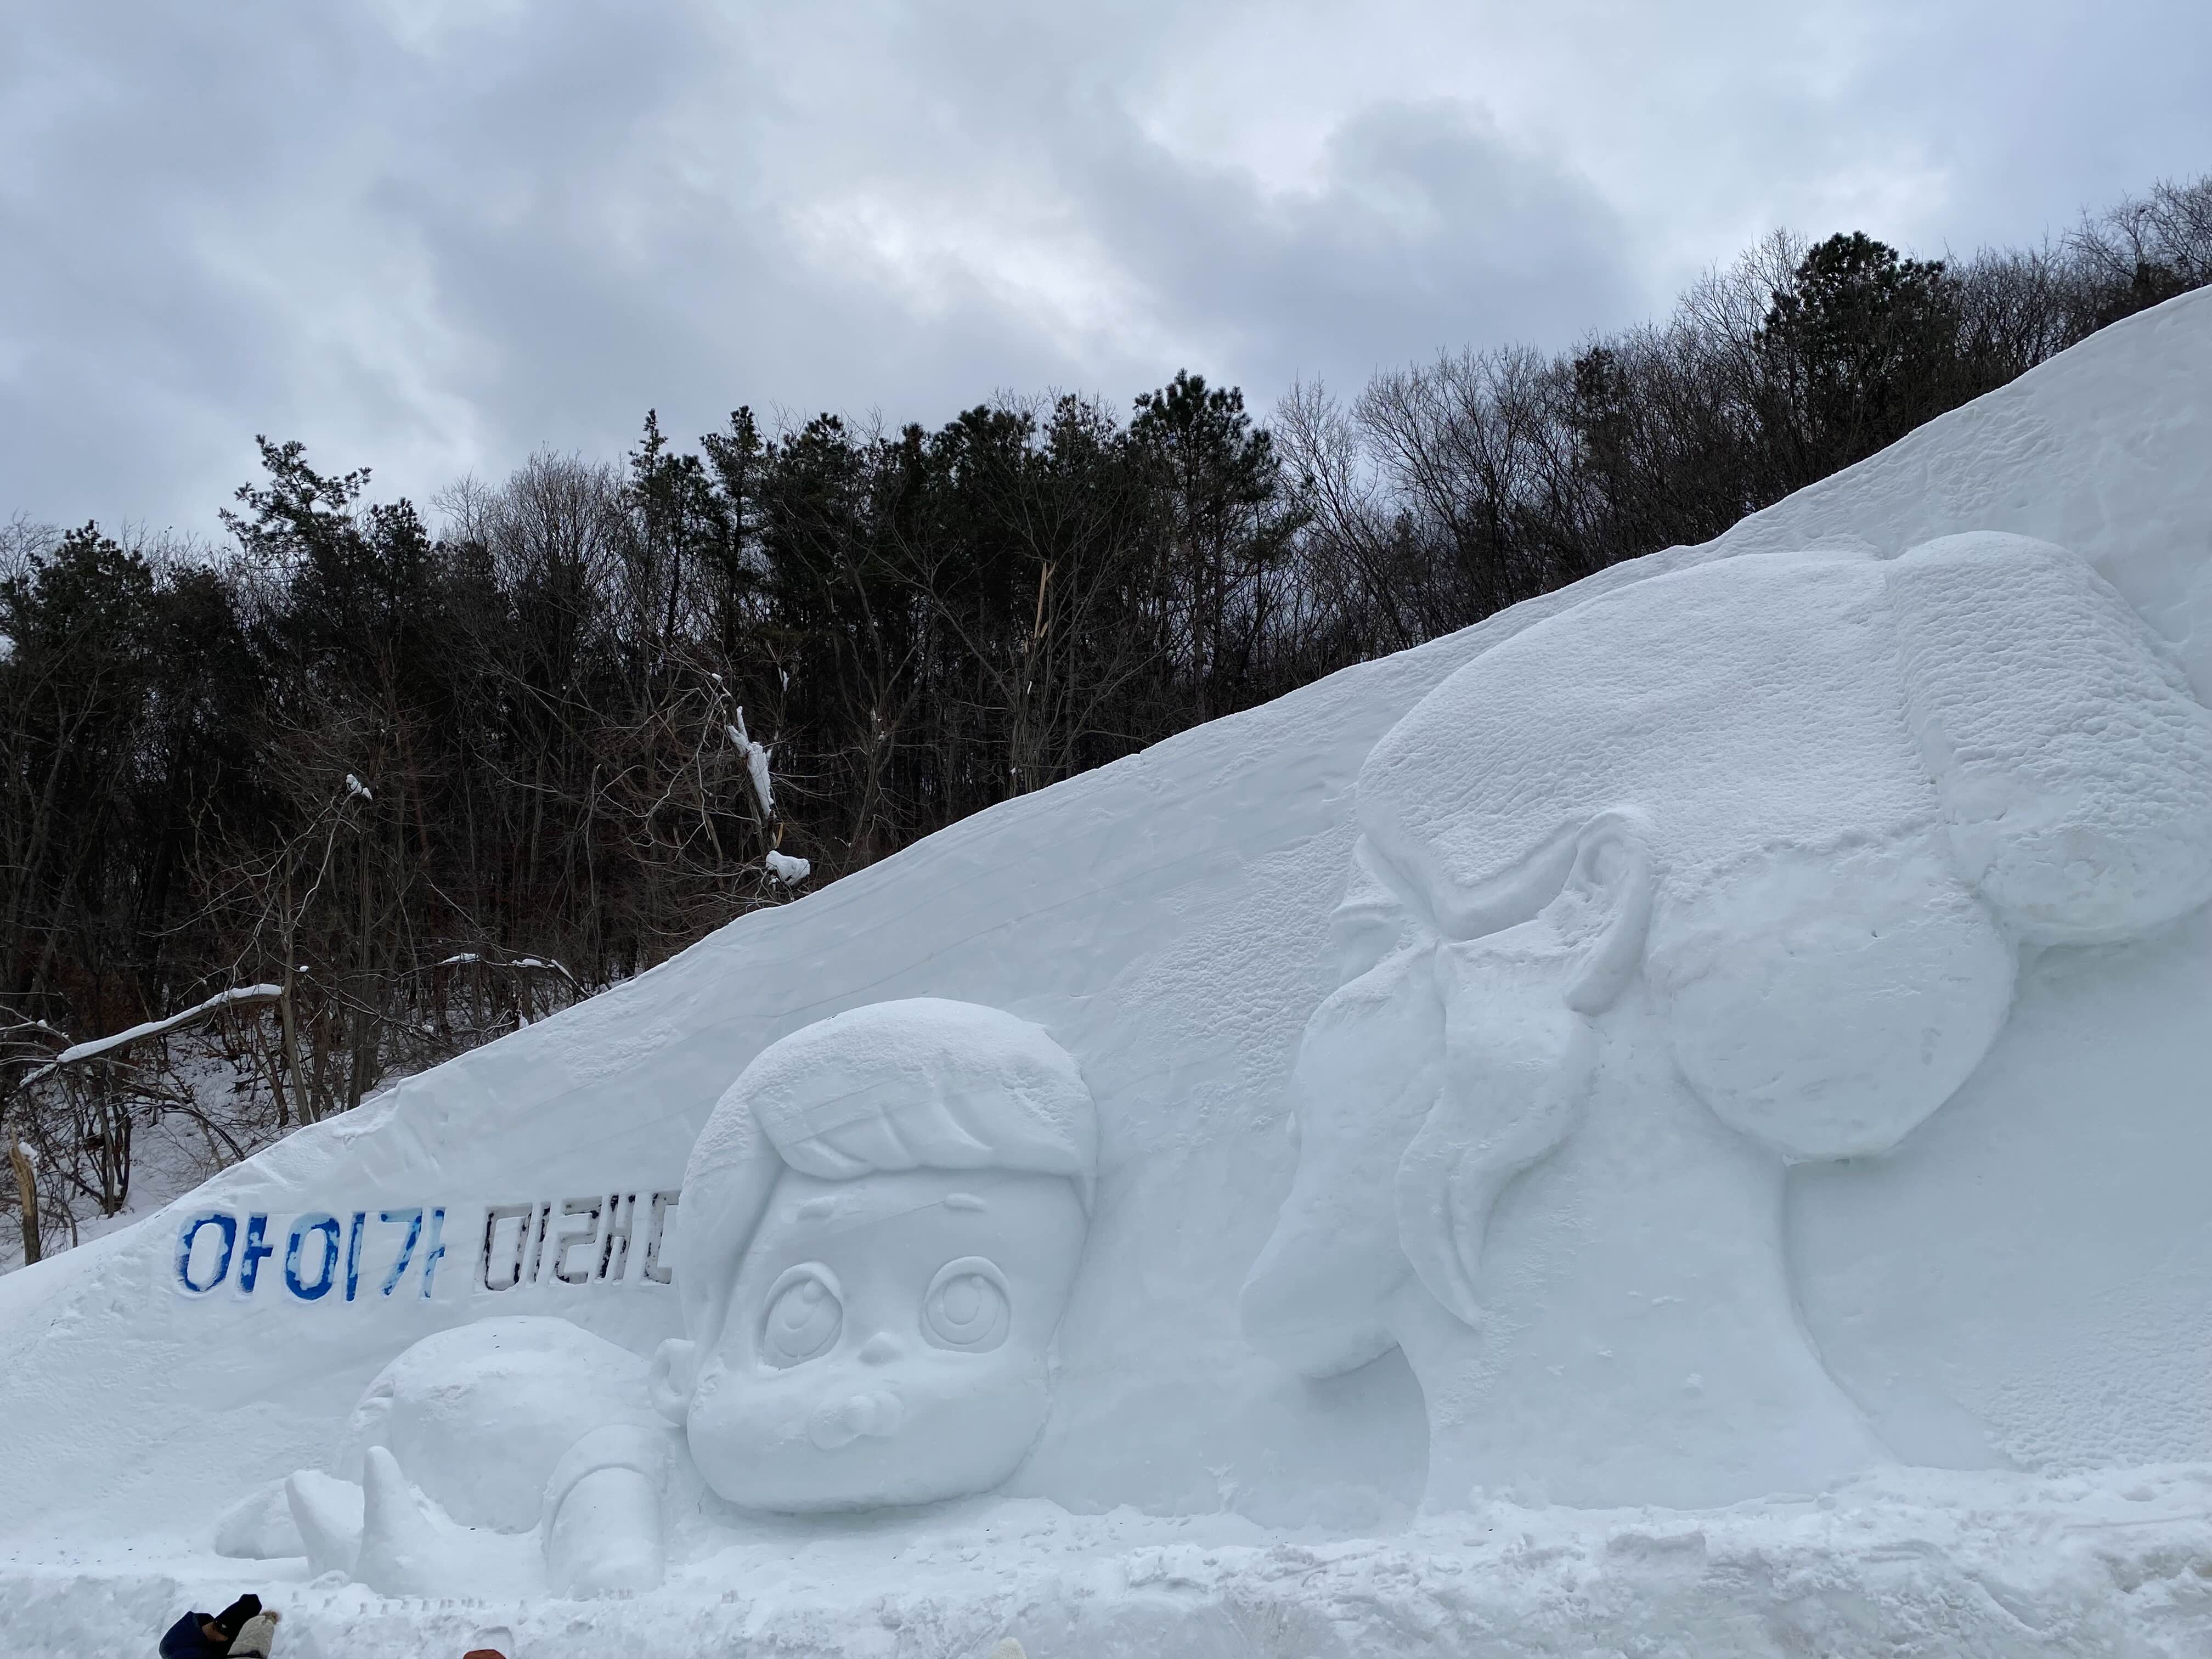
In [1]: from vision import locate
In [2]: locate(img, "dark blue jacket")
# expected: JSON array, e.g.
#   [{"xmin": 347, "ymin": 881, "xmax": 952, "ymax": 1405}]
[{"xmin": 159, "ymin": 1611, "xmax": 227, "ymax": 1658}]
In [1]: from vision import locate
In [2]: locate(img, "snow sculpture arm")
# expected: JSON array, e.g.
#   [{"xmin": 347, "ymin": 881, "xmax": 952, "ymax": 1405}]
[{"xmin": 541, "ymin": 1422, "xmax": 676, "ymax": 1596}]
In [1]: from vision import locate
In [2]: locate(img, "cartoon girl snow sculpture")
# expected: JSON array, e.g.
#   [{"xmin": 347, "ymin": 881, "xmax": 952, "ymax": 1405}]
[{"xmin": 1243, "ymin": 534, "xmax": 2212, "ymax": 1510}]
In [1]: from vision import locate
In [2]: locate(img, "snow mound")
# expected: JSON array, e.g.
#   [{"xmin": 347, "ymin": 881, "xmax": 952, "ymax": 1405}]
[{"xmin": 4, "ymin": 288, "xmax": 2212, "ymax": 1656}]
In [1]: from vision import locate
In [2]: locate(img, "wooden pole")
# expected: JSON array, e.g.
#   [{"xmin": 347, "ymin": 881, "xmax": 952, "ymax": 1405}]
[{"xmin": 8, "ymin": 1140, "xmax": 40, "ymax": 1266}]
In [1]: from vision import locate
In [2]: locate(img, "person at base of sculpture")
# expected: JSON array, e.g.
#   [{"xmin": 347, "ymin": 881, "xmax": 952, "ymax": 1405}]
[
  {"xmin": 1242, "ymin": 533, "xmax": 2212, "ymax": 1512},
  {"xmin": 159, "ymin": 1594, "xmax": 261, "ymax": 1658},
  {"xmin": 239, "ymin": 998, "xmax": 1098, "ymax": 1598},
  {"xmin": 223, "ymin": 1607, "xmax": 281, "ymax": 1658}
]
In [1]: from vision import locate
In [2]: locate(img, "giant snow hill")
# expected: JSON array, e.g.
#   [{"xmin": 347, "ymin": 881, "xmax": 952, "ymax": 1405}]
[{"xmin": 5, "ymin": 289, "xmax": 2212, "ymax": 1659}]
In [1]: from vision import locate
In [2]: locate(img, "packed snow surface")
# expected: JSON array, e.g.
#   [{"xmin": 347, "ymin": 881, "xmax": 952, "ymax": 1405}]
[
  {"xmin": 5, "ymin": 289, "xmax": 2212, "ymax": 1656},
  {"xmin": 9, "ymin": 1465, "xmax": 2212, "ymax": 1657}
]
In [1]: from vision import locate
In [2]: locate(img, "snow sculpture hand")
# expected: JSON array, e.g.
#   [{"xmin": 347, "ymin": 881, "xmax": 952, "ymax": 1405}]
[{"xmin": 651, "ymin": 999, "xmax": 1097, "ymax": 1512}]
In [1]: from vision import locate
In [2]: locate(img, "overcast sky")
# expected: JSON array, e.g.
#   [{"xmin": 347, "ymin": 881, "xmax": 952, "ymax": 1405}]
[{"xmin": 4, "ymin": 0, "xmax": 2207, "ymax": 538}]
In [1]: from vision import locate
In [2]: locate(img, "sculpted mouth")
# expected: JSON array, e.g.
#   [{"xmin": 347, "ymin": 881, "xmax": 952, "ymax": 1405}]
[{"xmin": 808, "ymin": 1389, "xmax": 905, "ymax": 1449}]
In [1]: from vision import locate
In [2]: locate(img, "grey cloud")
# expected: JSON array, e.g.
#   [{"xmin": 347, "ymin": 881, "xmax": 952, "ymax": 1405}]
[
  {"xmin": 1, "ymin": 0, "xmax": 2204, "ymax": 535},
  {"xmin": 1835, "ymin": 0, "xmax": 2212, "ymax": 256},
  {"xmin": 1060, "ymin": 97, "xmax": 1637, "ymax": 391}
]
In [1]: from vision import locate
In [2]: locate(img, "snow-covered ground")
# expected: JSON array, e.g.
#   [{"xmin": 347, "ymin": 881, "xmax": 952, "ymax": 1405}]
[
  {"xmin": 7, "ymin": 1466, "xmax": 2212, "ymax": 1657},
  {"xmin": 5, "ymin": 288, "xmax": 2212, "ymax": 1657}
]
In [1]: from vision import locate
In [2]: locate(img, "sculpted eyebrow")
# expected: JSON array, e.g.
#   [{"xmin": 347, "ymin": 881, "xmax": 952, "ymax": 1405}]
[{"xmin": 786, "ymin": 1191, "xmax": 988, "ymax": 1232}]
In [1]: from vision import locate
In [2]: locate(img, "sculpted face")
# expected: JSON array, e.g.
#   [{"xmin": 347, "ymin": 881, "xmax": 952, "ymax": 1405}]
[
  {"xmin": 1240, "ymin": 913, "xmax": 1441, "ymax": 1377},
  {"xmin": 1248, "ymin": 825, "xmax": 2018, "ymax": 1356},
  {"xmin": 1243, "ymin": 830, "xmax": 1617, "ymax": 1368},
  {"xmin": 682, "ymin": 1166, "xmax": 1086, "ymax": 1511}
]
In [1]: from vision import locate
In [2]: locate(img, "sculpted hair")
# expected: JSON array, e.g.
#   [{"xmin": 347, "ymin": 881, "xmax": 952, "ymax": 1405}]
[
  {"xmin": 1362, "ymin": 534, "xmax": 2212, "ymax": 949},
  {"xmin": 672, "ymin": 998, "xmax": 1098, "ymax": 1362},
  {"xmin": 1885, "ymin": 532, "xmax": 2212, "ymax": 943}
]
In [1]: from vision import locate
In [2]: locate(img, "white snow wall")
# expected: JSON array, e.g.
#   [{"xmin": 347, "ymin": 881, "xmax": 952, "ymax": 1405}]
[{"xmin": 3, "ymin": 289, "xmax": 2211, "ymax": 1542}]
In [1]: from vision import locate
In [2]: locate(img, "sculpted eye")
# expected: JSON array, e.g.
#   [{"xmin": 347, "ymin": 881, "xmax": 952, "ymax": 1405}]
[
  {"xmin": 761, "ymin": 1263, "xmax": 843, "ymax": 1368},
  {"xmin": 922, "ymin": 1256, "xmax": 1012, "ymax": 1352}
]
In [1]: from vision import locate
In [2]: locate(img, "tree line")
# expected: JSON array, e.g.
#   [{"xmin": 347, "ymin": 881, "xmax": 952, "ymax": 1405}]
[{"xmin": 5, "ymin": 174, "xmax": 2207, "ymax": 1262}]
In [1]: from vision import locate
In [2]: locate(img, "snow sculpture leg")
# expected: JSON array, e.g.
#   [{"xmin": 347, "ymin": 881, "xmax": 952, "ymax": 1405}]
[
  {"xmin": 284, "ymin": 1469, "xmax": 364, "ymax": 1577},
  {"xmin": 353, "ymin": 1445, "xmax": 450, "ymax": 1597},
  {"xmin": 1245, "ymin": 535, "xmax": 2212, "ymax": 1510}
]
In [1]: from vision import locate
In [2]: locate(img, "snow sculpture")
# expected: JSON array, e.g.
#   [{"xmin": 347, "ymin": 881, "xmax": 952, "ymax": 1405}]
[
  {"xmin": 651, "ymin": 996, "xmax": 1097, "ymax": 1512},
  {"xmin": 249, "ymin": 998, "xmax": 1096, "ymax": 1594},
  {"xmin": 1242, "ymin": 533, "xmax": 2212, "ymax": 1511},
  {"xmin": 273, "ymin": 1316, "xmax": 685, "ymax": 1598}
]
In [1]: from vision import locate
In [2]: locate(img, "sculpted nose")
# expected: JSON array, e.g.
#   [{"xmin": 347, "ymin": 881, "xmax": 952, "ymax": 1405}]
[{"xmin": 856, "ymin": 1331, "xmax": 900, "ymax": 1366}]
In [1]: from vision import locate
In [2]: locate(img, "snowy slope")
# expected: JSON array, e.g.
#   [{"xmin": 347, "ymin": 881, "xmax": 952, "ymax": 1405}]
[{"xmin": 3, "ymin": 287, "xmax": 2211, "ymax": 1657}]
